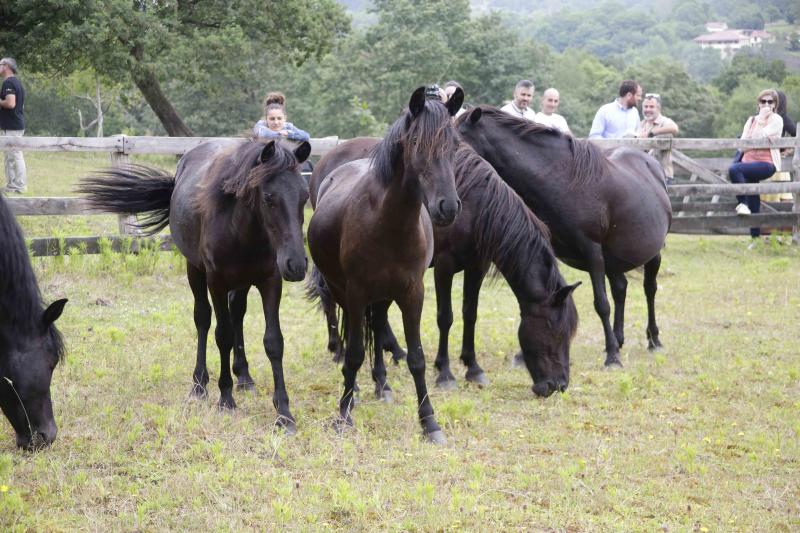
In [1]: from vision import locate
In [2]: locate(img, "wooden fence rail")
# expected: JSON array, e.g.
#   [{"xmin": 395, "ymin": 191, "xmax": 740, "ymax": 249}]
[{"xmin": 2, "ymin": 134, "xmax": 799, "ymax": 255}]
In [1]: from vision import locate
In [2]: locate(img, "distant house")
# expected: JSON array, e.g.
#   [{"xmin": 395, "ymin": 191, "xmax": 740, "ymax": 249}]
[{"xmin": 694, "ymin": 28, "xmax": 774, "ymax": 58}]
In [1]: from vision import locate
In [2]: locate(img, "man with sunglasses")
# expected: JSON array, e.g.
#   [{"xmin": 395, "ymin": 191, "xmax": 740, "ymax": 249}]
[
  {"xmin": 637, "ymin": 93, "xmax": 679, "ymax": 184},
  {"xmin": 728, "ymin": 89, "xmax": 783, "ymax": 241}
]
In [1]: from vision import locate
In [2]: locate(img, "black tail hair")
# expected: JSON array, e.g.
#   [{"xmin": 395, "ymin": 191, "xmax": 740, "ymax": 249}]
[{"xmin": 77, "ymin": 164, "xmax": 176, "ymax": 236}]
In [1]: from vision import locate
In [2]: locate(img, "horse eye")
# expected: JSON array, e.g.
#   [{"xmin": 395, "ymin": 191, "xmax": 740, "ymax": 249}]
[{"xmin": 264, "ymin": 193, "xmax": 275, "ymax": 205}]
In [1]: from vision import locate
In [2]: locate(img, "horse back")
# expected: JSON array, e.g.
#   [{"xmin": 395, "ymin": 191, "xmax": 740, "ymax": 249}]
[{"xmin": 309, "ymin": 137, "xmax": 380, "ymax": 208}]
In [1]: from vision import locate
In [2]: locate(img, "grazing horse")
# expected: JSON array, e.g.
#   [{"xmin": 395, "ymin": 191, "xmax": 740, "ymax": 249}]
[
  {"xmin": 457, "ymin": 106, "xmax": 671, "ymax": 367},
  {"xmin": 307, "ymin": 87, "xmax": 463, "ymax": 443},
  {"xmin": 0, "ymin": 194, "xmax": 67, "ymax": 449},
  {"xmin": 79, "ymin": 139, "xmax": 310, "ymax": 432},
  {"xmin": 309, "ymin": 141, "xmax": 580, "ymax": 396}
]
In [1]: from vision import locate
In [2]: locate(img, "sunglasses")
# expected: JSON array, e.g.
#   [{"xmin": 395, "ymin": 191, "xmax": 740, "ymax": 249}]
[
  {"xmin": 759, "ymin": 99, "xmax": 775, "ymax": 104},
  {"xmin": 645, "ymin": 93, "xmax": 660, "ymax": 99}
]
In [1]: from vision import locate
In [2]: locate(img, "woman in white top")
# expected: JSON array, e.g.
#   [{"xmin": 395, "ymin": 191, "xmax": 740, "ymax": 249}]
[{"xmin": 727, "ymin": 88, "xmax": 783, "ymax": 238}]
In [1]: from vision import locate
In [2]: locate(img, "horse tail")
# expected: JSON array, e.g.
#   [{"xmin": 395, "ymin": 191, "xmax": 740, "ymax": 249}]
[
  {"xmin": 77, "ymin": 165, "xmax": 175, "ymax": 236},
  {"xmin": 305, "ymin": 264, "xmax": 330, "ymax": 305}
]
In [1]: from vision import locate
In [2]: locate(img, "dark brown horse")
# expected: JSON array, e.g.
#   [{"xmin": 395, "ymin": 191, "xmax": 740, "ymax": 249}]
[
  {"xmin": 307, "ymin": 87, "xmax": 463, "ymax": 443},
  {"xmin": 0, "ymin": 194, "xmax": 67, "ymax": 449},
  {"xmin": 457, "ymin": 106, "xmax": 671, "ymax": 367},
  {"xmin": 80, "ymin": 138, "xmax": 310, "ymax": 432},
  {"xmin": 309, "ymin": 140, "xmax": 580, "ymax": 396}
]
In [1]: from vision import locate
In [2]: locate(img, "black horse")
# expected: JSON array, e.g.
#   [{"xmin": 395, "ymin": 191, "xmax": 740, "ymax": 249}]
[
  {"xmin": 457, "ymin": 107, "xmax": 671, "ymax": 366},
  {"xmin": 80, "ymin": 138, "xmax": 310, "ymax": 432},
  {"xmin": 307, "ymin": 87, "xmax": 463, "ymax": 443},
  {"xmin": 0, "ymin": 194, "xmax": 67, "ymax": 449},
  {"xmin": 309, "ymin": 141, "xmax": 580, "ymax": 397}
]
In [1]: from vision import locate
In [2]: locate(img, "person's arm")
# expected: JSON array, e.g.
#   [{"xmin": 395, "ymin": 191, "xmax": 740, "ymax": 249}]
[
  {"xmin": 0, "ymin": 92, "xmax": 15, "ymax": 109},
  {"xmin": 588, "ymin": 108, "xmax": 605, "ymax": 139},
  {"xmin": 761, "ymin": 114, "xmax": 783, "ymax": 139},
  {"xmin": 653, "ymin": 118, "xmax": 678, "ymax": 136},
  {"xmin": 285, "ymin": 123, "xmax": 310, "ymax": 142}
]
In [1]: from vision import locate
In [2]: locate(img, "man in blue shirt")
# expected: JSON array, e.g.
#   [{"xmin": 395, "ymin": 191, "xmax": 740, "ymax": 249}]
[
  {"xmin": 0, "ymin": 57, "xmax": 26, "ymax": 194},
  {"xmin": 588, "ymin": 80, "xmax": 642, "ymax": 139}
]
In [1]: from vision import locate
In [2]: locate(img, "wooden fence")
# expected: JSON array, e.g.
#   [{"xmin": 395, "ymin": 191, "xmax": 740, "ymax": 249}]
[{"xmin": 1, "ymin": 134, "xmax": 799, "ymax": 256}]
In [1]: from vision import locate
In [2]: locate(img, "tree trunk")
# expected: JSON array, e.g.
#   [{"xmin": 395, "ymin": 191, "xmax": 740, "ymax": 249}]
[{"xmin": 130, "ymin": 63, "xmax": 194, "ymax": 137}]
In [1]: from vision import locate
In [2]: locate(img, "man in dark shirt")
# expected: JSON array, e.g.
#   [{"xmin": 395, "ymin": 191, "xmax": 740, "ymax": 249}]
[{"xmin": 0, "ymin": 57, "xmax": 27, "ymax": 194}]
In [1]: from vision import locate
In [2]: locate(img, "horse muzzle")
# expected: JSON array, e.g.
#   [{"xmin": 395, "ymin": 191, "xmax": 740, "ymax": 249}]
[
  {"xmin": 429, "ymin": 197, "xmax": 462, "ymax": 226},
  {"xmin": 280, "ymin": 255, "xmax": 308, "ymax": 282},
  {"xmin": 532, "ymin": 378, "xmax": 568, "ymax": 398},
  {"xmin": 16, "ymin": 422, "xmax": 57, "ymax": 450}
]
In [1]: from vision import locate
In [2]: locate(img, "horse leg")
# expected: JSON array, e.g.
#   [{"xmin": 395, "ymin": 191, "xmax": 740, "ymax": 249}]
[
  {"xmin": 397, "ymin": 286, "xmax": 445, "ymax": 444},
  {"xmin": 207, "ymin": 279, "xmax": 236, "ymax": 410},
  {"xmin": 644, "ymin": 253, "xmax": 663, "ymax": 350},
  {"xmin": 257, "ymin": 276, "xmax": 296, "ymax": 433},
  {"xmin": 382, "ymin": 318, "xmax": 407, "ymax": 365},
  {"xmin": 336, "ymin": 291, "xmax": 367, "ymax": 431},
  {"xmin": 319, "ymin": 279, "xmax": 344, "ymax": 363},
  {"xmin": 229, "ymin": 288, "xmax": 256, "ymax": 391},
  {"xmin": 433, "ymin": 261, "xmax": 457, "ymax": 389},
  {"xmin": 606, "ymin": 272, "xmax": 627, "ymax": 349},
  {"xmin": 587, "ymin": 253, "xmax": 622, "ymax": 367},
  {"xmin": 461, "ymin": 264, "xmax": 489, "ymax": 386},
  {"xmin": 187, "ymin": 263, "xmax": 211, "ymax": 399},
  {"xmin": 369, "ymin": 301, "xmax": 393, "ymax": 402}
]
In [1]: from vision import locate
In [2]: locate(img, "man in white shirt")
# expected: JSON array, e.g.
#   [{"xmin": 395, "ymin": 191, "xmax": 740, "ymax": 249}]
[
  {"xmin": 500, "ymin": 80, "xmax": 536, "ymax": 121},
  {"xmin": 636, "ymin": 93, "xmax": 679, "ymax": 184},
  {"xmin": 588, "ymin": 80, "xmax": 642, "ymax": 138},
  {"xmin": 534, "ymin": 88, "xmax": 571, "ymax": 134}
]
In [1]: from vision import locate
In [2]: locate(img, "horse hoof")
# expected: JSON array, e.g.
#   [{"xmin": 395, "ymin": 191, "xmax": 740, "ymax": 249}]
[
  {"xmin": 391, "ymin": 350, "xmax": 407, "ymax": 365},
  {"xmin": 435, "ymin": 378, "xmax": 458, "ymax": 391},
  {"xmin": 603, "ymin": 358, "xmax": 623, "ymax": 369},
  {"xmin": 511, "ymin": 352, "xmax": 525, "ymax": 369},
  {"xmin": 331, "ymin": 416, "xmax": 353, "ymax": 435},
  {"xmin": 425, "ymin": 430, "xmax": 447, "ymax": 445},
  {"xmin": 466, "ymin": 372, "xmax": 489, "ymax": 387},
  {"xmin": 647, "ymin": 340, "xmax": 664, "ymax": 352},
  {"xmin": 189, "ymin": 385, "xmax": 208, "ymax": 400},
  {"xmin": 218, "ymin": 398, "xmax": 237, "ymax": 411},
  {"xmin": 277, "ymin": 417, "xmax": 297, "ymax": 436},
  {"xmin": 379, "ymin": 390, "xmax": 393, "ymax": 403},
  {"xmin": 236, "ymin": 379, "xmax": 256, "ymax": 392}
]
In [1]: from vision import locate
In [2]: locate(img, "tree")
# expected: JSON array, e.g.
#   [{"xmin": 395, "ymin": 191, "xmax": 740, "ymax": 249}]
[
  {"xmin": 0, "ymin": 0, "xmax": 349, "ymax": 136},
  {"xmin": 712, "ymin": 51, "xmax": 787, "ymax": 94}
]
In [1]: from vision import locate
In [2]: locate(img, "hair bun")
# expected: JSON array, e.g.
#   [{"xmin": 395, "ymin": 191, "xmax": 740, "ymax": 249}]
[{"xmin": 265, "ymin": 92, "xmax": 286, "ymax": 106}]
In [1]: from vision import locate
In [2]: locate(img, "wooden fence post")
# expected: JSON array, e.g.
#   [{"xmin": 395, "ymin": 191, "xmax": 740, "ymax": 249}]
[
  {"xmin": 793, "ymin": 129, "xmax": 800, "ymax": 244},
  {"xmin": 110, "ymin": 135, "xmax": 138, "ymax": 235}
]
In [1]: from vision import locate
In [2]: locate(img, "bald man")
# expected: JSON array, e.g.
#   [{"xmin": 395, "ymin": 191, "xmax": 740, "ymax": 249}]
[{"xmin": 534, "ymin": 88, "xmax": 571, "ymax": 135}]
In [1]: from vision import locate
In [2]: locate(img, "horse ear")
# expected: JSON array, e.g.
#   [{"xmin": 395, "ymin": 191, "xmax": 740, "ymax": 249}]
[
  {"xmin": 294, "ymin": 141, "xmax": 311, "ymax": 164},
  {"xmin": 260, "ymin": 140, "xmax": 277, "ymax": 163},
  {"xmin": 468, "ymin": 107, "xmax": 482, "ymax": 124},
  {"xmin": 42, "ymin": 298, "xmax": 68, "ymax": 326},
  {"xmin": 552, "ymin": 281, "xmax": 581, "ymax": 307},
  {"xmin": 409, "ymin": 87, "xmax": 426, "ymax": 117},
  {"xmin": 446, "ymin": 87, "xmax": 464, "ymax": 117}
]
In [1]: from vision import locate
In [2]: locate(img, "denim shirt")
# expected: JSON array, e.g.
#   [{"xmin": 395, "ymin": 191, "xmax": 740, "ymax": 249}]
[{"xmin": 252, "ymin": 120, "xmax": 310, "ymax": 142}]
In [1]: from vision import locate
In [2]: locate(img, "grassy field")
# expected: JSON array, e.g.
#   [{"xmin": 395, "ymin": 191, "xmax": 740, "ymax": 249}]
[{"xmin": 1, "ymin": 153, "xmax": 799, "ymax": 531}]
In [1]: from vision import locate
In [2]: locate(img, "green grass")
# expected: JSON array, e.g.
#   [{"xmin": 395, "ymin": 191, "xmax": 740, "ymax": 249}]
[{"xmin": 1, "ymin": 153, "xmax": 799, "ymax": 530}]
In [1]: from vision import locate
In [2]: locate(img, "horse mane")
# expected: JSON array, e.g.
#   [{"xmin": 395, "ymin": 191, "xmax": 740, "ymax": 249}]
[
  {"xmin": 0, "ymin": 197, "xmax": 65, "ymax": 359},
  {"xmin": 370, "ymin": 99, "xmax": 458, "ymax": 186},
  {"xmin": 470, "ymin": 106, "xmax": 609, "ymax": 187},
  {"xmin": 196, "ymin": 138, "xmax": 301, "ymax": 222},
  {"xmin": 455, "ymin": 146, "xmax": 578, "ymax": 338}
]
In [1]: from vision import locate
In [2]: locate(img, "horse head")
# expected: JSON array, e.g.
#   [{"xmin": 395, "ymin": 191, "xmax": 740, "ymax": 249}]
[
  {"xmin": 400, "ymin": 86, "xmax": 463, "ymax": 225},
  {"xmin": 0, "ymin": 298, "xmax": 67, "ymax": 449},
  {"xmin": 518, "ymin": 282, "xmax": 580, "ymax": 397},
  {"xmin": 225, "ymin": 140, "xmax": 311, "ymax": 281}
]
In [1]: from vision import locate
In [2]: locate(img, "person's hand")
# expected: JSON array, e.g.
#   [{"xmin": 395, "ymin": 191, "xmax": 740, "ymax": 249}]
[
  {"xmin": 758, "ymin": 105, "xmax": 772, "ymax": 120},
  {"xmin": 279, "ymin": 130, "xmax": 289, "ymax": 137}
]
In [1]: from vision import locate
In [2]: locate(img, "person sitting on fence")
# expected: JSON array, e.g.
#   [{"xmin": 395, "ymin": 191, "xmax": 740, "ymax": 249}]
[
  {"xmin": 252, "ymin": 92, "xmax": 310, "ymax": 142},
  {"xmin": 728, "ymin": 89, "xmax": 784, "ymax": 239},
  {"xmin": 636, "ymin": 93, "xmax": 679, "ymax": 185}
]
